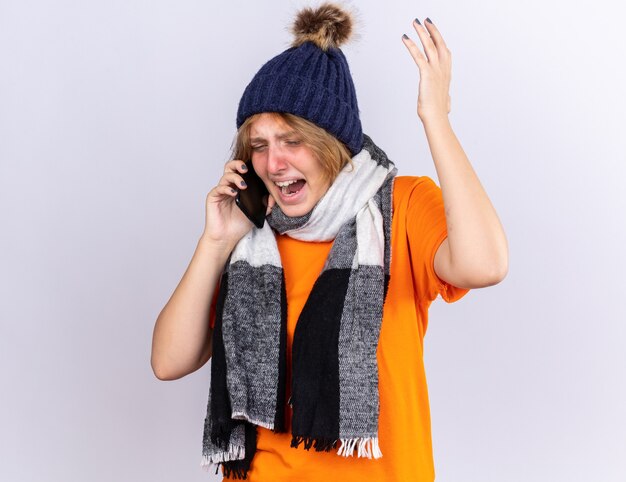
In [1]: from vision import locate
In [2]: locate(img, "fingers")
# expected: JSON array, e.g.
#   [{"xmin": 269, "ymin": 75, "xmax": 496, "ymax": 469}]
[
  {"xmin": 208, "ymin": 158, "xmax": 252, "ymax": 207},
  {"xmin": 412, "ymin": 18, "xmax": 438, "ymax": 63},
  {"xmin": 218, "ymin": 171, "xmax": 248, "ymax": 191},
  {"xmin": 402, "ymin": 31, "xmax": 428, "ymax": 68},
  {"xmin": 224, "ymin": 159, "xmax": 249, "ymax": 175},
  {"xmin": 213, "ymin": 184, "xmax": 238, "ymax": 197},
  {"xmin": 206, "ymin": 182, "xmax": 239, "ymax": 207},
  {"xmin": 423, "ymin": 19, "xmax": 450, "ymax": 54},
  {"xmin": 402, "ymin": 18, "xmax": 450, "ymax": 64},
  {"xmin": 219, "ymin": 159, "xmax": 249, "ymax": 192},
  {"xmin": 423, "ymin": 19, "xmax": 452, "ymax": 68}
]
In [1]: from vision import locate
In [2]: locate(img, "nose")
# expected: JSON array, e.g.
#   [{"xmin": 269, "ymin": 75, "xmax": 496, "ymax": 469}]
[{"xmin": 266, "ymin": 144, "xmax": 288, "ymax": 174}]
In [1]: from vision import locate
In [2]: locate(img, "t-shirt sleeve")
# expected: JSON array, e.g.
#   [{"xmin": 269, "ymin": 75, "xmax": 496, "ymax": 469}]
[{"xmin": 405, "ymin": 176, "xmax": 470, "ymax": 304}]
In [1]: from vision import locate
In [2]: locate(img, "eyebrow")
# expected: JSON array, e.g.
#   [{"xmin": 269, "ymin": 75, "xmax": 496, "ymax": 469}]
[{"xmin": 249, "ymin": 130, "xmax": 299, "ymax": 143}]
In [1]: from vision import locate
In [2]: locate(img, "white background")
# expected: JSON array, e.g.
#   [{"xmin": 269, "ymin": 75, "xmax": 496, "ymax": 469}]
[{"xmin": 1, "ymin": 0, "xmax": 625, "ymax": 481}]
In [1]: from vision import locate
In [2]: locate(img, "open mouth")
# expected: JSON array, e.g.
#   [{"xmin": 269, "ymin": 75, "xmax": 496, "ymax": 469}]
[{"xmin": 275, "ymin": 179, "xmax": 306, "ymax": 197}]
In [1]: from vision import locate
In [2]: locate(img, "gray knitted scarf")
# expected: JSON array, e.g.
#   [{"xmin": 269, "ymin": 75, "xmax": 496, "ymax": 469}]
[{"xmin": 201, "ymin": 134, "xmax": 397, "ymax": 479}]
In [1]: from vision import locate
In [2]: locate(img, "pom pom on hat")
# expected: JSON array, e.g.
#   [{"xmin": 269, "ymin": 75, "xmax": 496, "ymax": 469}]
[
  {"xmin": 236, "ymin": 2, "xmax": 364, "ymax": 156},
  {"xmin": 290, "ymin": 2, "xmax": 355, "ymax": 51}
]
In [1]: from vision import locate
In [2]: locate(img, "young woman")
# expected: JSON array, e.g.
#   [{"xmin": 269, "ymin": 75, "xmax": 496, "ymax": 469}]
[{"xmin": 151, "ymin": 3, "xmax": 508, "ymax": 481}]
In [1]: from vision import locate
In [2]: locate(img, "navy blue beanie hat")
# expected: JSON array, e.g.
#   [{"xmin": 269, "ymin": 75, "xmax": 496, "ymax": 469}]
[{"xmin": 236, "ymin": 2, "xmax": 364, "ymax": 156}]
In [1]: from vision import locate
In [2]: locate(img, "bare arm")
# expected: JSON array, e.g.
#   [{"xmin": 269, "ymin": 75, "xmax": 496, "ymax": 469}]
[
  {"xmin": 150, "ymin": 157, "xmax": 264, "ymax": 381},
  {"xmin": 427, "ymin": 116, "xmax": 508, "ymax": 288},
  {"xmin": 402, "ymin": 18, "xmax": 509, "ymax": 289},
  {"xmin": 150, "ymin": 237, "xmax": 232, "ymax": 381}
]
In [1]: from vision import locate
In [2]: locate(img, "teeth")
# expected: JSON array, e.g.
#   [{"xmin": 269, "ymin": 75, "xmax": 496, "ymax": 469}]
[{"xmin": 274, "ymin": 179, "xmax": 301, "ymax": 187}]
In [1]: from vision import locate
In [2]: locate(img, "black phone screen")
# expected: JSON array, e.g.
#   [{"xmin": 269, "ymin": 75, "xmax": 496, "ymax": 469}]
[{"xmin": 235, "ymin": 160, "xmax": 270, "ymax": 229}]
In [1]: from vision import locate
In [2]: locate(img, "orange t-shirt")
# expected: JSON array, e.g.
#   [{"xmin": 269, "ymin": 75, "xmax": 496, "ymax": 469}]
[{"xmin": 210, "ymin": 176, "xmax": 470, "ymax": 481}]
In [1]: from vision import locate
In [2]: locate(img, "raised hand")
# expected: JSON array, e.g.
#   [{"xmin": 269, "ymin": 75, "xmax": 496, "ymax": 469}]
[
  {"xmin": 401, "ymin": 18, "xmax": 452, "ymax": 121},
  {"xmin": 201, "ymin": 159, "xmax": 257, "ymax": 248}
]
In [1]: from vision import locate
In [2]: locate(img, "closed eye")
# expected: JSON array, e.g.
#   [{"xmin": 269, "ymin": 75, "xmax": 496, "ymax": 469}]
[{"xmin": 251, "ymin": 140, "xmax": 301, "ymax": 151}]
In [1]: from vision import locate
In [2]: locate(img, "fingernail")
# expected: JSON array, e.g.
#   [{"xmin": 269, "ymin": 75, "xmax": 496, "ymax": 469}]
[
  {"xmin": 231, "ymin": 188, "xmax": 236, "ymax": 194},
  {"xmin": 240, "ymin": 181, "xmax": 247, "ymax": 187},
  {"xmin": 241, "ymin": 164, "xmax": 248, "ymax": 171},
  {"xmin": 414, "ymin": 18, "xmax": 421, "ymax": 26},
  {"xmin": 426, "ymin": 17, "xmax": 433, "ymax": 24},
  {"xmin": 402, "ymin": 33, "xmax": 409, "ymax": 39}
]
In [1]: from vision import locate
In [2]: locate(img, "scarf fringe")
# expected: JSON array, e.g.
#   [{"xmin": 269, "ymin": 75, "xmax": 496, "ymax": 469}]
[
  {"xmin": 337, "ymin": 436, "xmax": 382, "ymax": 459},
  {"xmin": 201, "ymin": 447, "xmax": 250, "ymax": 479},
  {"xmin": 290, "ymin": 435, "xmax": 338, "ymax": 452},
  {"xmin": 201, "ymin": 444, "xmax": 245, "ymax": 468},
  {"xmin": 201, "ymin": 459, "xmax": 249, "ymax": 480},
  {"xmin": 231, "ymin": 412, "xmax": 274, "ymax": 430},
  {"xmin": 220, "ymin": 464, "xmax": 249, "ymax": 480}
]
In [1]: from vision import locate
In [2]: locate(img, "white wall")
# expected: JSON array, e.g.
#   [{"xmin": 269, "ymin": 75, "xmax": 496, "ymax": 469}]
[{"xmin": 1, "ymin": 1, "xmax": 624, "ymax": 481}]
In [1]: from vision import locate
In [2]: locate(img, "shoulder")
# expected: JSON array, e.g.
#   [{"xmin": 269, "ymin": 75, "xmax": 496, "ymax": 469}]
[
  {"xmin": 393, "ymin": 175, "xmax": 439, "ymax": 194},
  {"xmin": 392, "ymin": 175, "xmax": 440, "ymax": 210},
  {"xmin": 389, "ymin": 174, "xmax": 444, "ymax": 247}
]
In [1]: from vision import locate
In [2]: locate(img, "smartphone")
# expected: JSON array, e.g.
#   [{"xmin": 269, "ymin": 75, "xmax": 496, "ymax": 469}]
[{"xmin": 235, "ymin": 160, "xmax": 270, "ymax": 229}]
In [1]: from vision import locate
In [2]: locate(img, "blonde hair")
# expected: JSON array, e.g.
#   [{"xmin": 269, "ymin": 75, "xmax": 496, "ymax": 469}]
[{"xmin": 230, "ymin": 112, "xmax": 354, "ymax": 185}]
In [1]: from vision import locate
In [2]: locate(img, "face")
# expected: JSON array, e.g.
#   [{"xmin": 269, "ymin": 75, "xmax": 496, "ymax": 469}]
[{"xmin": 249, "ymin": 113, "xmax": 331, "ymax": 218}]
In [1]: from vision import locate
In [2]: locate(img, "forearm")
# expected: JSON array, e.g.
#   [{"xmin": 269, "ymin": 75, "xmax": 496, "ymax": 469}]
[
  {"xmin": 151, "ymin": 237, "xmax": 232, "ymax": 380},
  {"xmin": 422, "ymin": 114, "xmax": 509, "ymax": 281}
]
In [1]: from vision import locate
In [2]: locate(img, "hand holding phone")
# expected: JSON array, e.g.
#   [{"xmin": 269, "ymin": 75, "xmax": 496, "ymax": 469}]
[{"xmin": 235, "ymin": 160, "xmax": 270, "ymax": 229}]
